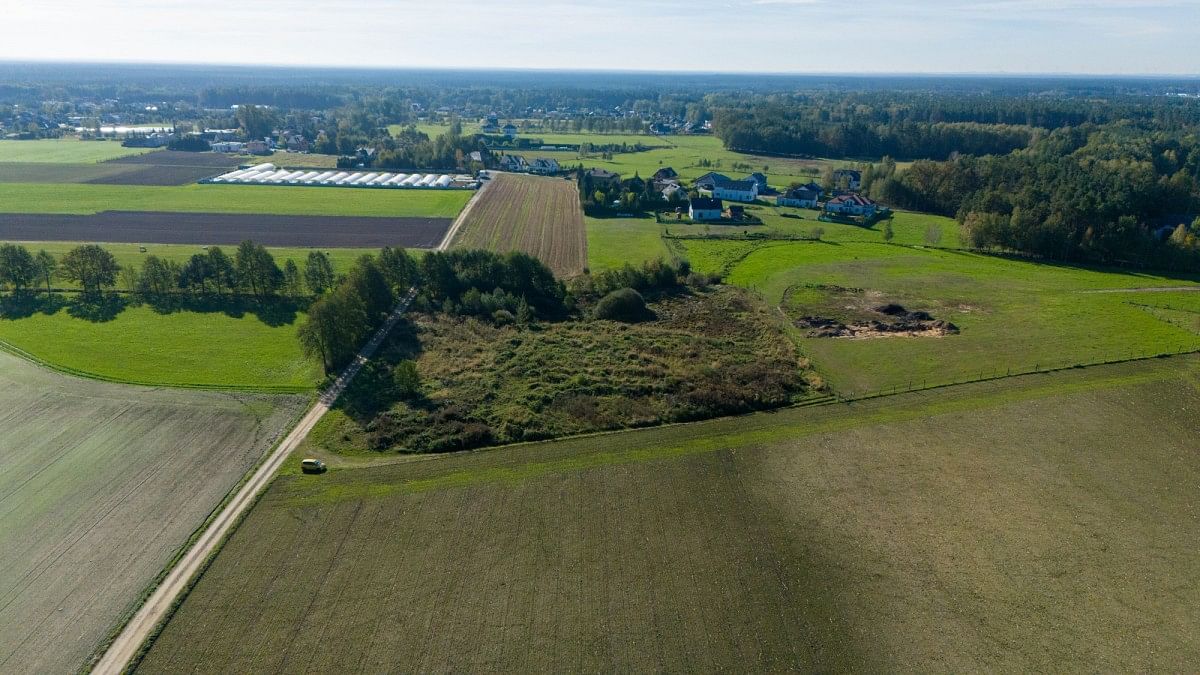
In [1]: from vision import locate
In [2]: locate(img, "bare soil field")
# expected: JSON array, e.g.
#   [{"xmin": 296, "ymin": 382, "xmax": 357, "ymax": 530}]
[
  {"xmin": 138, "ymin": 357, "xmax": 1200, "ymax": 672},
  {"xmin": 85, "ymin": 164, "xmax": 225, "ymax": 186},
  {"xmin": 105, "ymin": 151, "xmax": 243, "ymax": 168},
  {"xmin": 0, "ymin": 350, "xmax": 306, "ymax": 673},
  {"xmin": 0, "ymin": 211, "xmax": 452, "ymax": 248},
  {"xmin": 452, "ymin": 173, "xmax": 586, "ymax": 276}
]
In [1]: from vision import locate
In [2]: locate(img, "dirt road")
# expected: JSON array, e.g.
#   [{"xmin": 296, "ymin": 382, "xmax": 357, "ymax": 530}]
[{"xmin": 91, "ymin": 184, "xmax": 480, "ymax": 673}]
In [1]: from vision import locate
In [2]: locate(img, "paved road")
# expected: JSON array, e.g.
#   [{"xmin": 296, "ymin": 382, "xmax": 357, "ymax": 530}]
[{"xmin": 91, "ymin": 182, "xmax": 484, "ymax": 673}]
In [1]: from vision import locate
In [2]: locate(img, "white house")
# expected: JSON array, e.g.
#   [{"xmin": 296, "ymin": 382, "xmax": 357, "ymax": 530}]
[
  {"xmin": 529, "ymin": 157, "xmax": 560, "ymax": 175},
  {"xmin": 499, "ymin": 154, "xmax": 528, "ymax": 172},
  {"xmin": 704, "ymin": 177, "xmax": 758, "ymax": 203},
  {"xmin": 824, "ymin": 193, "xmax": 878, "ymax": 217},
  {"xmin": 778, "ymin": 182, "xmax": 822, "ymax": 208},
  {"xmin": 689, "ymin": 197, "xmax": 724, "ymax": 221}
]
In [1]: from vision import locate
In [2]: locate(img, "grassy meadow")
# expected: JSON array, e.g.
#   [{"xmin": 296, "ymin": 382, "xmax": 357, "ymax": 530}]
[
  {"xmin": 0, "ymin": 183, "xmax": 471, "ymax": 217},
  {"xmin": 137, "ymin": 357, "xmax": 1200, "ymax": 672},
  {"xmin": 0, "ymin": 139, "xmax": 158, "ymax": 163},
  {"xmin": 585, "ymin": 215, "xmax": 673, "ymax": 270},
  {"xmin": 0, "ymin": 302, "xmax": 320, "ymax": 390},
  {"xmin": 690, "ymin": 239, "xmax": 1200, "ymax": 394},
  {"xmin": 0, "ymin": 350, "xmax": 306, "ymax": 673}
]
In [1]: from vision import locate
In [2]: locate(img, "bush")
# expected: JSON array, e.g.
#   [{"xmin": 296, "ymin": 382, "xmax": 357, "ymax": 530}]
[{"xmin": 593, "ymin": 288, "xmax": 650, "ymax": 323}]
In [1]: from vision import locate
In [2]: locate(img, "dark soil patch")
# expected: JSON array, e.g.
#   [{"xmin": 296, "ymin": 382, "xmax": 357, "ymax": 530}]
[
  {"xmin": 105, "ymin": 151, "xmax": 242, "ymax": 167},
  {"xmin": 0, "ymin": 162, "xmax": 139, "ymax": 184},
  {"xmin": 84, "ymin": 164, "xmax": 224, "ymax": 186},
  {"xmin": 0, "ymin": 211, "xmax": 451, "ymax": 248}
]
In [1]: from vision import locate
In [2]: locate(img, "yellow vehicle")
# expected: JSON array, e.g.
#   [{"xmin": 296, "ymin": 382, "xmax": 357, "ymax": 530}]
[{"xmin": 300, "ymin": 458, "xmax": 327, "ymax": 474}]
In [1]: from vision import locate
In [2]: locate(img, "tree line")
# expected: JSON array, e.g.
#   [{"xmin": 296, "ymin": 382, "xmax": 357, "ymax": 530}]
[{"xmin": 0, "ymin": 241, "xmax": 341, "ymax": 299}]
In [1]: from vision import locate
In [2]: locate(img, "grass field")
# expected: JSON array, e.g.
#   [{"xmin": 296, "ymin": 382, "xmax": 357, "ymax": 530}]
[
  {"xmin": 0, "ymin": 301, "xmax": 320, "ymax": 390},
  {"xmin": 0, "ymin": 183, "xmax": 472, "ymax": 218},
  {"xmin": 0, "ymin": 139, "xmax": 158, "ymax": 163},
  {"xmin": 692, "ymin": 239, "xmax": 1200, "ymax": 393},
  {"xmin": 407, "ymin": 123, "xmax": 864, "ymax": 188},
  {"xmin": 0, "ymin": 162, "xmax": 137, "ymax": 183},
  {"xmin": 585, "ymin": 215, "xmax": 673, "ymax": 270},
  {"xmin": 452, "ymin": 173, "xmax": 586, "ymax": 275},
  {"xmin": 136, "ymin": 357, "xmax": 1200, "ymax": 672},
  {"xmin": 0, "ymin": 350, "xmax": 306, "ymax": 673}
]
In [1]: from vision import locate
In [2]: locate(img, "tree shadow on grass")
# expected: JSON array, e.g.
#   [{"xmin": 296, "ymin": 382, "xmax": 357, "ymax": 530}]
[
  {"xmin": 333, "ymin": 317, "xmax": 427, "ymax": 424},
  {"xmin": 2, "ymin": 290, "xmax": 308, "ymax": 326},
  {"xmin": 0, "ymin": 293, "xmax": 68, "ymax": 320},
  {"xmin": 140, "ymin": 293, "xmax": 304, "ymax": 327}
]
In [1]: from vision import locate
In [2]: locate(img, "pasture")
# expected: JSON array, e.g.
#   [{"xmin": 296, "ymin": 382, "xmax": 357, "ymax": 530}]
[
  {"xmin": 136, "ymin": 357, "xmax": 1200, "ymax": 672},
  {"xmin": 0, "ymin": 139, "xmax": 157, "ymax": 163},
  {"xmin": 0, "ymin": 301, "xmax": 320, "ymax": 390},
  {"xmin": 0, "ymin": 183, "xmax": 472, "ymax": 218},
  {"xmin": 0, "ymin": 350, "xmax": 306, "ymax": 673},
  {"xmin": 452, "ymin": 173, "xmax": 586, "ymax": 275},
  {"xmin": 585, "ymin": 215, "xmax": 673, "ymax": 270},
  {"xmin": 694, "ymin": 239, "xmax": 1200, "ymax": 394}
]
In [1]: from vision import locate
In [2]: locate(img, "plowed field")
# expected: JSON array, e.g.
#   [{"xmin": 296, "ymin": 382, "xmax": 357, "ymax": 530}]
[{"xmin": 451, "ymin": 173, "xmax": 586, "ymax": 276}]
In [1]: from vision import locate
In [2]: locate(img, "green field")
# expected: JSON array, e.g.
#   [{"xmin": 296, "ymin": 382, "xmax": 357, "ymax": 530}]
[
  {"xmin": 0, "ymin": 302, "xmax": 320, "ymax": 390},
  {"xmin": 585, "ymin": 216, "xmax": 673, "ymax": 270},
  {"xmin": 136, "ymin": 357, "xmax": 1200, "ymax": 672},
  {"xmin": 0, "ymin": 161, "xmax": 137, "ymax": 183},
  {"xmin": 0, "ymin": 350, "xmax": 306, "ymax": 673},
  {"xmin": 0, "ymin": 139, "xmax": 158, "ymax": 163},
  {"xmin": 0, "ymin": 183, "xmax": 472, "ymax": 217},
  {"xmin": 693, "ymin": 239, "xmax": 1200, "ymax": 394}
]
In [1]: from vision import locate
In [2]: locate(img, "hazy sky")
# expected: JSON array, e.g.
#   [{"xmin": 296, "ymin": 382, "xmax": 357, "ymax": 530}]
[{"xmin": 4, "ymin": 0, "xmax": 1200, "ymax": 74}]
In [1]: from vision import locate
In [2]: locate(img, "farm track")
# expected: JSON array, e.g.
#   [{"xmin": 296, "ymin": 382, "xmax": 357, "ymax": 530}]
[
  {"xmin": 94, "ymin": 208, "xmax": 467, "ymax": 673},
  {"xmin": 451, "ymin": 173, "xmax": 586, "ymax": 276}
]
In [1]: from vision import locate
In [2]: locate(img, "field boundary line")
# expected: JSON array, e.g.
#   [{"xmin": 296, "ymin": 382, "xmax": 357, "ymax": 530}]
[
  {"xmin": 440, "ymin": 175, "xmax": 491, "ymax": 250},
  {"xmin": 92, "ymin": 289, "xmax": 418, "ymax": 675}
]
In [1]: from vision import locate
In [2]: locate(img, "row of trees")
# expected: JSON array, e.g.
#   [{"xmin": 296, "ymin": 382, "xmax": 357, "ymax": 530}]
[{"xmin": 0, "ymin": 242, "xmax": 342, "ymax": 299}]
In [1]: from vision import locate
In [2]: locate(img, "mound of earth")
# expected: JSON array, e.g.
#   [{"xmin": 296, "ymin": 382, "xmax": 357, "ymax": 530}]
[{"xmin": 799, "ymin": 302, "xmax": 958, "ymax": 339}]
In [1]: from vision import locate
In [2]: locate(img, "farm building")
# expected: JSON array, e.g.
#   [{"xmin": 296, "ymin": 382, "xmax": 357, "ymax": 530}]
[
  {"xmin": 689, "ymin": 197, "xmax": 724, "ymax": 221},
  {"xmin": 824, "ymin": 193, "xmax": 878, "ymax": 217},
  {"xmin": 779, "ymin": 182, "xmax": 823, "ymax": 208}
]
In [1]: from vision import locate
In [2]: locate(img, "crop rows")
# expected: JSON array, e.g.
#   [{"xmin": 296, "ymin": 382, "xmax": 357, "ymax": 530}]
[{"xmin": 452, "ymin": 173, "xmax": 587, "ymax": 275}]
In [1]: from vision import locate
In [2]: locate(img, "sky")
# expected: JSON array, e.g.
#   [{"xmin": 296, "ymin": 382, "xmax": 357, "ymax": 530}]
[{"xmin": 3, "ymin": 0, "xmax": 1200, "ymax": 75}]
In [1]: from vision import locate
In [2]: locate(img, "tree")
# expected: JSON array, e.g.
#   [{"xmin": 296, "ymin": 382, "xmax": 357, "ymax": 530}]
[
  {"xmin": 138, "ymin": 255, "xmax": 178, "ymax": 295},
  {"xmin": 297, "ymin": 287, "xmax": 367, "ymax": 375},
  {"xmin": 924, "ymin": 224, "xmax": 943, "ymax": 246},
  {"xmin": 283, "ymin": 259, "xmax": 302, "ymax": 297},
  {"xmin": 235, "ymin": 240, "xmax": 283, "ymax": 299},
  {"xmin": 0, "ymin": 244, "xmax": 38, "ymax": 294},
  {"xmin": 346, "ymin": 256, "xmax": 394, "ymax": 321},
  {"xmin": 304, "ymin": 250, "xmax": 335, "ymax": 295},
  {"xmin": 378, "ymin": 246, "xmax": 418, "ymax": 290},
  {"xmin": 883, "ymin": 220, "xmax": 895, "ymax": 242},
  {"xmin": 60, "ymin": 245, "xmax": 119, "ymax": 294},
  {"xmin": 179, "ymin": 254, "xmax": 212, "ymax": 293},
  {"xmin": 206, "ymin": 247, "xmax": 236, "ymax": 294},
  {"xmin": 34, "ymin": 250, "xmax": 56, "ymax": 294}
]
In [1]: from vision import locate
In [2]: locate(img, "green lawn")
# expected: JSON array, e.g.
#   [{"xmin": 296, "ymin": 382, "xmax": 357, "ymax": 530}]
[
  {"xmin": 138, "ymin": 357, "xmax": 1200, "ymax": 672},
  {"xmin": 0, "ymin": 302, "xmax": 319, "ymax": 390},
  {"xmin": 0, "ymin": 183, "xmax": 472, "ymax": 217},
  {"xmin": 0, "ymin": 139, "xmax": 158, "ymax": 163},
  {"xmin": 697, "ymin": 240, "xmax": 1200, "ymax": 394},
  {"xmin": 584, "ymin": 216, "xmax": 672, "ymax": 270}
]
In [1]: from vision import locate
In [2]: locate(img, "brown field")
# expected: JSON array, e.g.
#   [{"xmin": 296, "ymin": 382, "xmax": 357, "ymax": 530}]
[
  {"xmin": 137, "ymin": 357, "xmax": 1200, "ymax": 672},
  {"xmin": 452, "ymin": 173, "xmax": 586, "ymax": 276},
  {"xmin": 84, "ymin": 164, "xmax": 225, "ymax": 186},
  {"xmin": 105, "ymin": 151, "xmax": 242, "ymax": 168},
  {"xmin": 0, "ymin": 350, "xmax": 306, "ymax": 673},
  {"xmin": 0, "ymin": 211, "xmax": 452, "ymax": 248}
]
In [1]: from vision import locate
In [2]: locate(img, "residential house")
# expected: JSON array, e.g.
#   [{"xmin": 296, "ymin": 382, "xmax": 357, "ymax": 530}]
[
  {"xmin": 744, "ymin": 172, "xmax": 769, "ymax": 193},
  {"xmin": 689, "ymin": 197, "xmax": 724, "ymax": 221},
  {"xmin": 480, "ymin": 119, "xmax": 500, "ymax": 134},
  {"xmin": 246, "ymin": 140, "xmax": 271, "ymax": 155},
  {"xmin": 499, "ymin": 154, "xmax": 528, "ymax": 171},
  {"xmin": 725, "ymin": 205, "xmax": 746, "ymax": 220},
  {"xmin": 705, "ymin": 177, "xmax": 759, "ymax": 203},
  {"xmin": 832, "ymin": 169, "xmax": 863, "ymax": 190},
  {"xmin": 585, "ymin": 168, "xmax": 622, "ymax": 188},
  {"xmin": 661, "ymin": 183, "xmax": 688, "ymax": 202},
  {"xmin": 824, "ymin": 193, "xmax": 878, "ymax": 217},
  {"xmin": 778, "ymin": 182, "xmax": 823, "ymax": 208},
  {"xmin": 653, "ymin": 167, "xmax": 679, "ymax": 181},
  {"xmin": 502, "ymin": 123, "xmax": 519, "ymax": 139},
  {"xmin": 529, "ymin": 157, "xmax": 561, "ymax": 175},
  {"xmin": 211, "ymin": 141, "xmax": 247, "ymax": 153},
  {"xmin": 692, "ymin": 172, "xmax": 730, "ymax": 191}
]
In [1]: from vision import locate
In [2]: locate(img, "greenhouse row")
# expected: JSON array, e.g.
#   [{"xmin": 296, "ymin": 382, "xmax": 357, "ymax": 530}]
[{"xmin": 207, "ymin": 164, "xmax": 467, "ymax": 188}]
